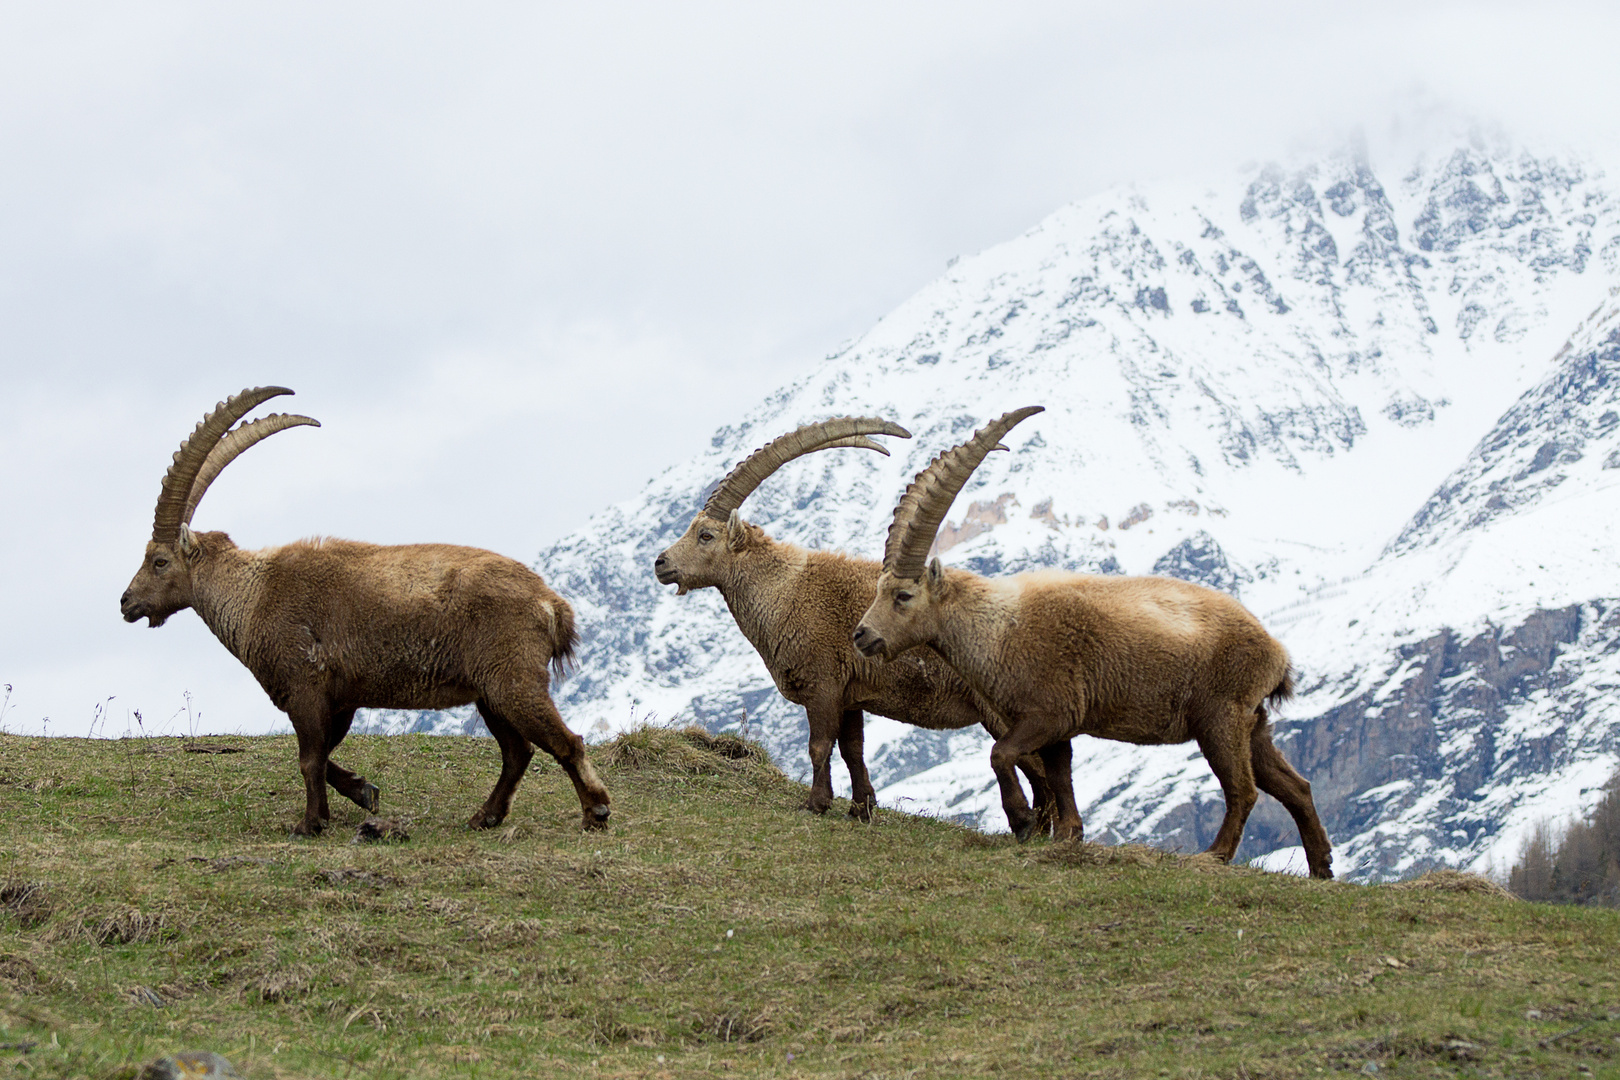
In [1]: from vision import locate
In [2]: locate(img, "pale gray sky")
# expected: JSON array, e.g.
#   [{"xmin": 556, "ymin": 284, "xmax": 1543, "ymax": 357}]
[{"xmin": 3, "ymin": 1, "xmax": 1619, "ymax": 735}]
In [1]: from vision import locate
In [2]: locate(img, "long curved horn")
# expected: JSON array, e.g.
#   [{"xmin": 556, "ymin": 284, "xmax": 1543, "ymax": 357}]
[
  {"xmin": 151, "ymin": 386, "xmax": 295, "ymax": 545},
  {"xmin": 182, "ymin": 413, "xmax": 320, "ymax": 527},
  {"xmin": 882, "ymin": 406, "xmax": 1044, "ymax": 579},
  {"xmin": 701, "ymin": 417, "xmax": 911, "ymax": 521}
]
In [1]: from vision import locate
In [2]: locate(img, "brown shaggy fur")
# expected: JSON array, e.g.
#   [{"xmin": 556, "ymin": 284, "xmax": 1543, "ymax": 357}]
[
  {"xmin": 655, "ymin": 511, "xmax": 1057, "ymax": 828},
  {"xmin": 122, "ymin": 530, "xmax": 610, "ymax": 836},
  {"xmin": 856, "ymin": 566, "xmax": 1333, "ymax": 878}
]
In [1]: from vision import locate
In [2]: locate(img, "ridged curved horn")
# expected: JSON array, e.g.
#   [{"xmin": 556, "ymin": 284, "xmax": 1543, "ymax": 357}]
[
  {"xmin": 701, "ymin": 417, "xmax": 912, "ymax": 521},
  {"xmin": 182, "ymin": 413, "xmax": 320, "ymax": 527},
  {"xmin": 882, "ymin": 406, "xmax": 1045, "ymax": 579},
  {"xmin": 151, "ymin": 387, "xmax": 295, "ymax": 545}
]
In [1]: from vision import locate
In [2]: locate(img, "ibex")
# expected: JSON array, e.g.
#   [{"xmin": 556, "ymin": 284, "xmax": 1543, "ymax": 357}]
[
  {"xmin": 653, "ymin": 417, "xmax": 1057, "ymax": 829},
  {"xmin": 120, "ymin": 387, "xmax": 611, "ymax": 837},
  {"xmin": 853, "ymin": 407, "xmax": 1333, "ymax": 878}
]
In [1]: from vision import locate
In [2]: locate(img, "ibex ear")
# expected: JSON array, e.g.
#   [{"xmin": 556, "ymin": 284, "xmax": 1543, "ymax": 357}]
[
  {"xmin": 177, "ymin": 524, "xmax": 199, "ymax": 558},
  {"xmin": 726, "ymin": 510, "xmax": 749, "ymax": 552},
  {"xmin": 926, "ymin": 557, "xmax": 944, "ymax": 589}
]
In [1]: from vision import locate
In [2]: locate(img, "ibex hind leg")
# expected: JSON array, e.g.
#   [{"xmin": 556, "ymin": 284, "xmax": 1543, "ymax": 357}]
[
  {"xmin": 802, "ymin": 699, "xmax": 843, "ymax": 815},
  {"xmin": 1035, "ymin": 740, "xmax": 1084, "ymax": 842},
  {"xmin": 323, "ymin": 707, "xmax": 380, "ymax": 813},
  {"xmin": 490, "ymin": 684, "xmax": 611, "ymax": 831},
  {"xmin": 1193, "ymin": 705, "xmax": 1261, "ymax": 864},
  {"xmin": 1250, "ymin": 711, "xmax": 1334, "ymax": 879},
  {"xmin": 838, "ymin": 709, "xmax": 878, "ymax": 822},
  {"xmin": 468, "ymin": 703, "xmax": 535, "ymax": 830}
]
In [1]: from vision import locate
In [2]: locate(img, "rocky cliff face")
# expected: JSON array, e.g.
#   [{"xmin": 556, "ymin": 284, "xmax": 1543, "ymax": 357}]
[{"xmin": 358, "ymin": 131, "xmax": 1620, "ymax": 882}]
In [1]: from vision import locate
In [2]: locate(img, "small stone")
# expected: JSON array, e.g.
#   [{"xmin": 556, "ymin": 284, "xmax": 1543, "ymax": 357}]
[
  {"xmin": 1360, "ymin": 1062, "xmax": 1378, "ymax": 1075},
  {"xmin": 353, "ymin": 817, "xmax": 409, "ymax": 843},
  {"xmin": 137, "ymin": 1051, "xmax": 241, "ymax": 1079},
  {"xmin": 1526, "ymin": 1009, "xmax": 1544, "ymax": 1020},
  {"xmin": 129, "ymin": 985, "xmax": 165, "ymax": 1007}
]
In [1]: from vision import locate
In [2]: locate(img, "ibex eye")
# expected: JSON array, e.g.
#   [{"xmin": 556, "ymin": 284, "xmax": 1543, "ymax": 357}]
[
  {"xmin": 895, "ymin": 591, "xmax": 912, "ymax": 603},
  {"xmin": 699, "ymin": 532, "xmax": 713, "ymax": 543},
  {"xmin": 153, "ymin": 558, "xmax": 169, "ymax": 570}
]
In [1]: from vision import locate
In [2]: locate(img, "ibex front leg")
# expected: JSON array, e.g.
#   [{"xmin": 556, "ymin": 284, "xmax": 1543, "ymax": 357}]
[
  {"xmin": 988, "ymin": 721, "xmax": 1056, "ymax": 842},
  {"xmin": 286, "ymin": 699, "xmax": 334, "ymax": 837},
  {"xmin": 322, "ymin": 707, "xmax": 380, "ymax": 813}
]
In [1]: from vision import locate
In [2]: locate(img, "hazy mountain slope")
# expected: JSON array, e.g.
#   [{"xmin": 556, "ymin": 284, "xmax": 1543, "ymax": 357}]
[{"xmin": 359, "ymin": 134, "xmax": 1620, "ymax": 881}]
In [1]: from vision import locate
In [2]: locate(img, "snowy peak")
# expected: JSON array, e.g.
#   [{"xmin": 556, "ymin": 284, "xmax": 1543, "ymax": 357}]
[{"xmin": 1392, "ymin": 287, "xmax": 1620, "ymax": 555}]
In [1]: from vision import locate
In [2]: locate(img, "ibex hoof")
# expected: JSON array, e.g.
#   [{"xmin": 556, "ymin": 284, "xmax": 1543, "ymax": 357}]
[
  {"xmin": 802, "ymin": 798, "xmax": 831, "ymax": 816},
  {"xmin": 582, "ymin": 804, "xmax": 611, "ymax": 831},
  {"xmin": 358, "ymin": 783, "xmax": 380, "ymax": 813},
  {"xmin": 468, "ymin": 811, "xmax": 502, "ymax": 830},
  {"xmin": 847, "ymin": 800, "xmax": 875, "ymax": 823},
  {"xmin": 290, "ymin": 819, "xmax": 324, "ymax": 838}
]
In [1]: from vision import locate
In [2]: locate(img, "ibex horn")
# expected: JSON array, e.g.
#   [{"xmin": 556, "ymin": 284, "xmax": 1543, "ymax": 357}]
[
  {"xmin": 702, "ymin": 417, "xmax": 911, "ymax": 521},
  {"xmin": 882, "ymin": 406, "xmax": 1044, "ymax": 580},
  {"xmin": 182, "ymin": 412, "xmax": 321, "ymax": 527},
  {"xmin": 151, "ymin": 387, "xmax": 297, "ymax": 545}
]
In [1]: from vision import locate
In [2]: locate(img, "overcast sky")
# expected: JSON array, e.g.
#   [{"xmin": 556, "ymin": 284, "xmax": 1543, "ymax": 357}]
[{"xmin": 4, "ymin": 1, "xmax": 1620, "ymax": 737}]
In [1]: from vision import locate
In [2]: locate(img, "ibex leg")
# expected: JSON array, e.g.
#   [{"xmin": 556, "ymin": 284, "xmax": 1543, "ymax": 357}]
[
  {"xmin": 286, "ymin": 701, "xmax": 333, "ymax": 837},
  {"xmin": 1016, "ymin": 753, "xmax": 1058, "ymax": 838},
  {"xmin": 1195, "ymin": 705, "xmax": 1260, "ymax": 864},
  {"xmin": 1250, "ymin": 711, "xmax": 1333, "ymax": 879},
  {"xmin": 989, "ymin": 723, "xmax": 1053, "ymax": 842},
  {"xmin": 1036, "ymin": 740, "xmax": 1084, "ymax": 842},
  {"xmin": 468, "ymin": 703, "xmax": 535, "ymax": 830},
  {"xmin": 322, "ymin": 707, "xmax": 380, "ymax": 813},
  {"xmin": 802, "ymin": 698, "xmax": 842, "ymax": 815},
  {"xmin": 838, "ymin": 709, "xmax": 877, "ymax": 822},
  {"xmin": 489, "ymin": 682, "xmax": 610, "ymax": 831}
]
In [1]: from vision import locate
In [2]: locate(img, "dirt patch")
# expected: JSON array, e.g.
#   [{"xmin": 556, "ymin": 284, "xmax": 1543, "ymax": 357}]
[
  {"xmin": 0, "ymin": 881, "xmax": 50, "ymax": 928},
  {"xmin": 0, "ymin": 953, "xmax": 44, "ymax": 993},
  {"xmin": 187, "ymin": 856, "xmax": 277, "ymax": 872},
  {"xmin": 353, "ymin": 817, "xmax": 410, "ymax": 843},
  {"xmin": 315, "ymin": 868, "xmax": 399, "ymax": 889}
]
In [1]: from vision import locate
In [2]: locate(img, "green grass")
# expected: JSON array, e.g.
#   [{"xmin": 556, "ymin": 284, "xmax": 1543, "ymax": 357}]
[{"xmin": 1, "ymin": 727, "xmax": 1618, "ymax": 1078}]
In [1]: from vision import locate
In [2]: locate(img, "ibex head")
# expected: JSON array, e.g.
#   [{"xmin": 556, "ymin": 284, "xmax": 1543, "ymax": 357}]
[
  {"xmin": 853, "ymin": 406, "xmax": 1043, "ymax": 661},
  {"xmin": 653, "ymin": 417, "xmax": 910, "ymax": 595},
  {"xmin": 121, "ymin": 387, "xmax": 318, "ymax": 627}
]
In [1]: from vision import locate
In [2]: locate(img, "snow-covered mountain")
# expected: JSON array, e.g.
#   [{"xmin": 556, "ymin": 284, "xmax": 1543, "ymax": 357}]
[{"xmin": 360, "ymin": 130, "xmax": 1620, "ymax": 882}]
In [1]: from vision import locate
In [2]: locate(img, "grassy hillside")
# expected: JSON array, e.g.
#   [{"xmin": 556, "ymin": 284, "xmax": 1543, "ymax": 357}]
[{"xmin": 1, "ymin": 729, "xmax": 1618, "ymax": 1079}]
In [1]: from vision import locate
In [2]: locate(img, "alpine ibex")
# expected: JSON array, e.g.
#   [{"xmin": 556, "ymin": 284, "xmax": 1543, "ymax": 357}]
[
  {"xmin": 853, "ymin": 407, "xmax": 1332, "ymax": 877},
  {"xmin": 120, "ymin": 387, "xmax": 611, "ymax": 837},
  {"xmin": 653, "ymin": 417, "xmax": 1056, "ymax": 828}
]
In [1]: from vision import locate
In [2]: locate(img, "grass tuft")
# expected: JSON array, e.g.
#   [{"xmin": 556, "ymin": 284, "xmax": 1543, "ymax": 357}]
[
  {"xmin": 594, "ymin": 723, "xmax": 779, "ymax": 778},
  {"xmin": 1389, "ymin": 868, "xmax": 1519, "ymax": 899}
]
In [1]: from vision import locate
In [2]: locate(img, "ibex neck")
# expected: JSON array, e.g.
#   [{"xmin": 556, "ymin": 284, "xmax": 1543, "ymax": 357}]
[
  {"xmin": 188, "ymin": 535, "xmax": 267, "ymax": 663},
  {"xmin": 716, "ymin": 541, "xmax": 808, "ymax": 662},
  {"xmin": 925, "ymin": 571, "xmax": 1016, "ymax": 710}
]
